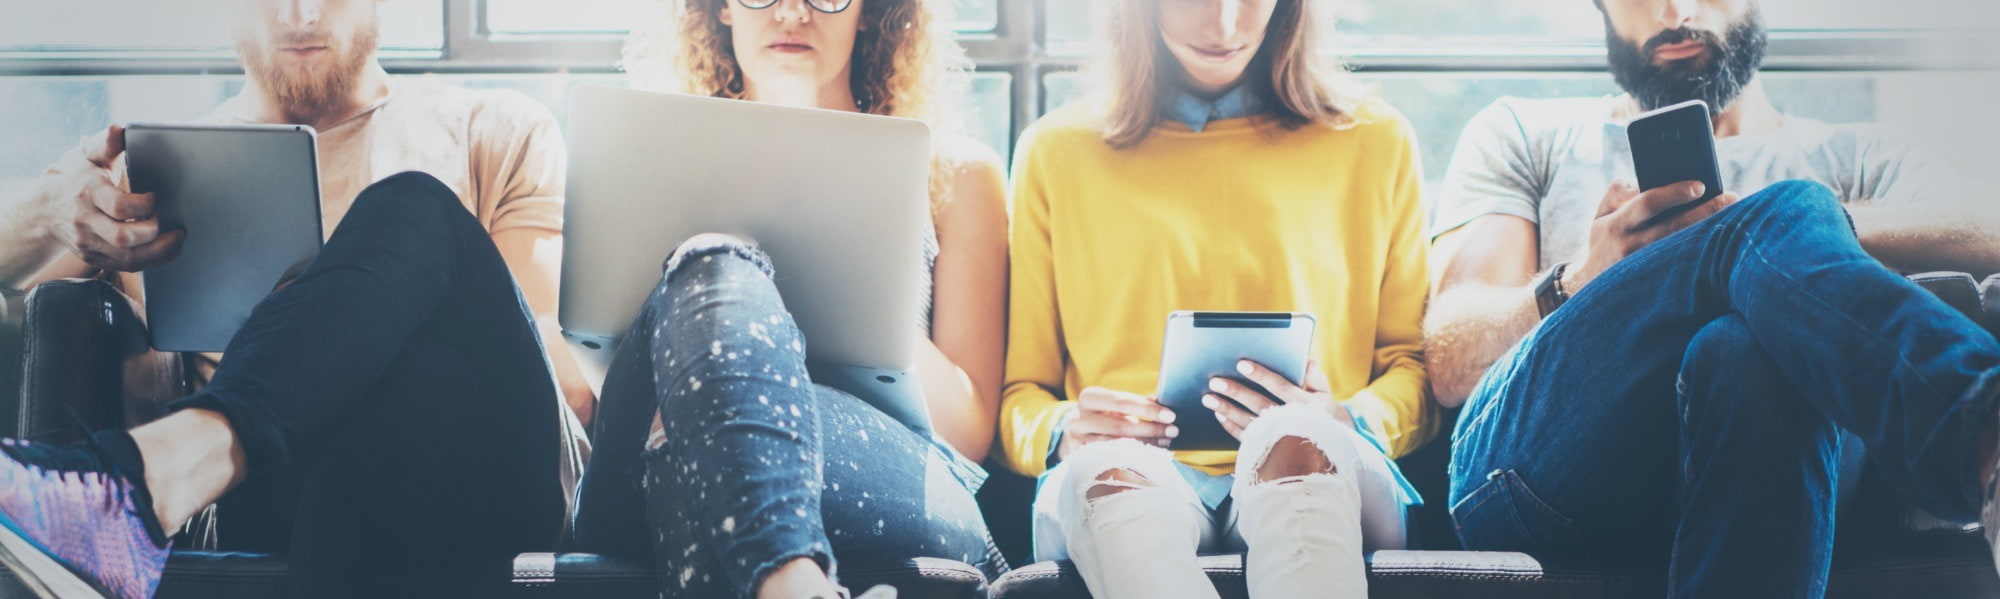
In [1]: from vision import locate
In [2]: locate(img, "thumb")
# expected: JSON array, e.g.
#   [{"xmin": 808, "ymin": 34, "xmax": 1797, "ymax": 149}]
[
  {"xmin": 86, "ymin": 125, "xmax": 127, "ymax": 166},
  {"xmin": 1304, "ymin": 358, "xmax": 1331, "ymax": 393}
]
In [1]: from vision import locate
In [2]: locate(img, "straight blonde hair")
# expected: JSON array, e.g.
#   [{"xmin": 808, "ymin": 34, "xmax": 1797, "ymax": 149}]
[{"xmin": 1100, "ymin": 0, "xmax": 1368, "ymax": 148}]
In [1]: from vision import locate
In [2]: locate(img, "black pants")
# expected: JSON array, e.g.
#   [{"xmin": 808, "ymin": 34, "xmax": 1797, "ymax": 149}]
[{"xmin": 167, "ymin": 172, "xmax": 567, "ymax": 597}]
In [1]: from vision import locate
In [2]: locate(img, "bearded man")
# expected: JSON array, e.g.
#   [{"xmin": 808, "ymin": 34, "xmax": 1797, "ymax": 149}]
[
  {"xmin": 1422, "ymin": 0, "xmax": 2000, "ymax": 597},
  {"xmin": 0, "ymin": 0, "xmax": 590, "ymax": 597}
]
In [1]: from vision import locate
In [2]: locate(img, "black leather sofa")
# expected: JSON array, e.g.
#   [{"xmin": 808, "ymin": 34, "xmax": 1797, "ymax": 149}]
[{"xmin": 4, "ymin": 273, "xmax": 2000, "ymax": 598}]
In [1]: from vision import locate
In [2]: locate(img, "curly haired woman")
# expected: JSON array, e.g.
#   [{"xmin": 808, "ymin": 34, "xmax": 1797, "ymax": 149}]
[{"xmin": 568, "ymin": 1, "xmax": 1010, "ymax": 598}]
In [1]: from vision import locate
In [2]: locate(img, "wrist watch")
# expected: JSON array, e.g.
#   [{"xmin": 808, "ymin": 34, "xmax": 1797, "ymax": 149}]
[{"xmin": 1533, "ymin": 262, "xmax": 1571, "ymax": 318}]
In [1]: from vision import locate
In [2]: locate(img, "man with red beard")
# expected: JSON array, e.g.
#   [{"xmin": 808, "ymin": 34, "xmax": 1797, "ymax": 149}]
[
  {"xmin": 0, "ymin": 0, "xmax": 590, "ymax": 597},
  {"xmin": 1424, "ymin": 0, "xmax": 2000, "ymax": 597}
]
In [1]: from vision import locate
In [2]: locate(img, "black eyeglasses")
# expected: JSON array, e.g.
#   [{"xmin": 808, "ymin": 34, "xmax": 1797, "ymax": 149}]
[{"xmin": 736, "ymin": 0, "xmax": 855, "ymax": 14}]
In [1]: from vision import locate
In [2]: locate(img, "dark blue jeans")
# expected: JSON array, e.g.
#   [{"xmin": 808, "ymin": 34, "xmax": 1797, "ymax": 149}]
[
  {"xmin": 1449, "ymin": 180, "xmax": 2000, "ymax": 598},
  {"xmin": 168, "ymin": 172, "xmax": 567, "ymax": 597},
  {"xmin": 571, "ymin": 241, "xmax": 1003, "ymax": 598}
]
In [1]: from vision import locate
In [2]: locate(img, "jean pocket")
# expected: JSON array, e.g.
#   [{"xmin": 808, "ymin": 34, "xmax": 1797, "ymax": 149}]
[{"xmin": 1449, "ymin": 468, "xmax": 1583, "ymax": 553}]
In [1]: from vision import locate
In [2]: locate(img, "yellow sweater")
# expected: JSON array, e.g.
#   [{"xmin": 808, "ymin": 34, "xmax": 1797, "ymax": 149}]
[{"xmin": 999, "ymin": 98, "xmax": 1437, "ymax": 477}]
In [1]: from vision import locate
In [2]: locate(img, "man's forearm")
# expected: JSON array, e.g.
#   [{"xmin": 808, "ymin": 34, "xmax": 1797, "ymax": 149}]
[
  {"xmin": 1422, "ymin": 284, "xmax": 1542, "ymax": 408},
  {"xmin": 1851, "ymin": 201, "xmax": 2000, "ymax": 278}
]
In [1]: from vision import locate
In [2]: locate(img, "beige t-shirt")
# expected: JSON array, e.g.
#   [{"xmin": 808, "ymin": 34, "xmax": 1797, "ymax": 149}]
[{"xmin": 112, "ymin": 78, "xmax": 568, "ymax": 381}]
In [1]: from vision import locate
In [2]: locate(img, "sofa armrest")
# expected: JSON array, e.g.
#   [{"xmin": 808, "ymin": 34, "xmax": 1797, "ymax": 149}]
[
  {"xmin": 1909, "ymin": 272, "xmax": 1984, "ymax": 325},
  {"xmin": 0, "ymin": 289, "xmax": 21, "ymax": 437},
  {"xmin": 18, "ymin": 278, "xmax": 187, "ymax": 443},
  {"xmin": 1983, "ymin": 274, "xmax": 2000, "ymax": 339}
]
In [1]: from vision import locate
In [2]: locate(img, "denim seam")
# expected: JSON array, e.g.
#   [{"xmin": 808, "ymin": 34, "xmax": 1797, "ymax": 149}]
[
  {"xmin": 1741, "ymin": 233, "xmax": 1992, "ymax": 510},
  {"xmin": 1497, "ymin": 470, "xmax": 1579, "ymax": 541},
  {"xmin": 1449, "ymin": 477, "xmax": 1509, "ymax": 537},
  {"xmin": 1742, "ymin": 237, "xmax": 1958, "ymax": 424}
]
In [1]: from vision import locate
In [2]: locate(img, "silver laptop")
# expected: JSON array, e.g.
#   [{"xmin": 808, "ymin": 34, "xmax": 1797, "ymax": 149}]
[{"xmin": 561, "ymin": 85, "xmax": 934, "ymax": 432}]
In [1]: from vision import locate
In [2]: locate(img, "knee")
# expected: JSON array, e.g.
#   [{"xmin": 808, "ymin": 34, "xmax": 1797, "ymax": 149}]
[
  {"xmin": 662, "ymin": 233, "xmax": 772, "ymax": 280},
  {"xmin": 1759, "ymin": 179, "xmax": 1838, "ymax": 204},
  {"xmin": 1682, "ymin": 316, "xmax": 1768, "ymax": 397},
  {"xmin": 1235, "ymin": 402, "xmax": 1357, "ymax": 485},
  {"xmin": 1680, "ymin": 316, "xmax": 1814, "ymax": 428},
  {"xmin": 1084, "ymin": 468, "xmax": 1155, "ymax": 502},
  {"xmin": 351, "ymin": 171, "xmax": 460, "ymax": 217},
  {"xmin": 643, "ymin": 233, "xmax": 785, "ymax": 324},
  {"xmin": 1736, "ymin": 180, "xmax": 1847, "ymax": 228},
  {"xmin": 1061, "ymin": 438, "xmax": 1180, "ymax": 505},
  {"xmin": 1685, "ymin": 315, "xmax": 1760, "ymax": 366},
  {"xmin": 344, "ymin": 171, "xmax": 472, "ymax": 232},
  {"xmin": 1251, "ymin": 436, "xmax": 1337, "ymax": 484}
]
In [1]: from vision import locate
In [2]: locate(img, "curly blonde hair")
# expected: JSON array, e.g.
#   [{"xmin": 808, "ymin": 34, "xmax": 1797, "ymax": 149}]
[{"xmin": 624, "ymin": 0, "xmax": 971, "ymax": 205}]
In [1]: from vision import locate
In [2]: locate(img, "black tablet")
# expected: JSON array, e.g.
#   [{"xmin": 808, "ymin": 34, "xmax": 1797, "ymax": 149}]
[
  {"xmin": 1155, "ymin": 311, "xmax": 1316, "ymax": 451},
  {"xmin": 125, "ymin": 123, "xmax": 323, "ymax": 352}
]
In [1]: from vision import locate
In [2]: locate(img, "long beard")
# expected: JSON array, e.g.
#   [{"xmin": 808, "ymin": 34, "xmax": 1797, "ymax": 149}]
[
  {"xmin": 1606, "ymin": 11, "xmax": 1768, "ymax": 112},
  {"xmin": 238, "ymin": 24, "xmax": 379, "ymax": 119}
]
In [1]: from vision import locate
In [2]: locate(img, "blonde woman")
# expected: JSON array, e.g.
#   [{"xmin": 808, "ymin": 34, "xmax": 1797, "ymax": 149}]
[
  {"xmin": 569, "ymin": 1, "xmax": 1010, "ymax": 598},
  {"xmin": 1001, "ymin": 0, "xmax": 1435, "ymax": 597}
]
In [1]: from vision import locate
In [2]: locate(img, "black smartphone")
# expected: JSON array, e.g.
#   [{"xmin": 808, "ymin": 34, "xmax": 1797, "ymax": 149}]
[{"xmin": 1627, "ymin": 99, "xmax": 1724, "ymax": 227}]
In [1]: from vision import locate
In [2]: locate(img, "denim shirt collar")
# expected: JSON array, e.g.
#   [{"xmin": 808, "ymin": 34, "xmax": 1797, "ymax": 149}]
[{"xmin": 1164, "ymin": 84, "xmax": 1263, "ymax": 133}]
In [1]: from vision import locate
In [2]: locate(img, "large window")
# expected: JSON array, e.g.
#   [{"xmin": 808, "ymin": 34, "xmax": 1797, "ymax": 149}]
[
  {"xmin": 6, "ymin": 0, "xmax": 444, "ymax": 57},
  {"xmin": 4, "ymin": 0, "xmax": 1994, "ymax": 190}
]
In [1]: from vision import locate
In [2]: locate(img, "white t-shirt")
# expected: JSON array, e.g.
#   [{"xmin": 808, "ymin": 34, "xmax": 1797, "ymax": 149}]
[{"xmin": 1431, "ymin": 96, "xmax": 1964, "ymax": 270}]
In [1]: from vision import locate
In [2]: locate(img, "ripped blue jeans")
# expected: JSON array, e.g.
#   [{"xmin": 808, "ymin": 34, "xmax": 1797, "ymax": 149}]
[{"xmin": 571, "ymin": 240, "xmax": 1004, "ymax": 598}]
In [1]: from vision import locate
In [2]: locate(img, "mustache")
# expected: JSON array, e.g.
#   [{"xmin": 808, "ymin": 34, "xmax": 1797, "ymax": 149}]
[
  {"xmin": 269, "ymin": 31, "xmax": 335, "ymax": 48},
  {"xmin": 1642, "ymin": 27, "xmax": 1726, "ymax": 58}
]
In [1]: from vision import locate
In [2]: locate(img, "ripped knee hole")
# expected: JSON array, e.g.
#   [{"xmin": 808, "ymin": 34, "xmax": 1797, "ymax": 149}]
[
  {"xmin": 1251, "ymin": 436, "xmax": 1336, "ymax": 485},
  {"xmin": 1084, "ymin": 468, "xmax": 1155, "ymax": 502}
]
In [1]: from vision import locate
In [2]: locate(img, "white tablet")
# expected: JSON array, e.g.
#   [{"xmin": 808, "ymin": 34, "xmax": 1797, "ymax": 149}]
[
  {"xmin": 125, "ymin": 122, "xmax": 323, "ymax": 352},
  {"xmin": 1156, "ymin": 311, "xmax": 1316, "ymax": 451}
]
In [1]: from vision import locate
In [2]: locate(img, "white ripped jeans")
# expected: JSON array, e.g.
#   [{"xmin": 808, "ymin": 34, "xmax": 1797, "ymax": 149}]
[{"xmin": 1031, "ymin": 402, "xmax": 1407, "ymax": 599}]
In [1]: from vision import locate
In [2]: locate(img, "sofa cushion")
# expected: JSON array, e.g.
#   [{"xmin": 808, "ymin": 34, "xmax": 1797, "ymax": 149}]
[
  {"xmin": 990, "ymin": 552, "xmax": 1637, "ymax": 599},
  {"xmin": 989, "ymin": 543, "xmax": 2000, "ymax": 599},
  {"xmin": 510, "ymin": 552, "xmax": 988, "ymax": 599}
]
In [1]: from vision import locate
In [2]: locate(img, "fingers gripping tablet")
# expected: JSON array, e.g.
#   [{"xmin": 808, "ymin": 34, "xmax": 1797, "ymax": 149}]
[{"xmin": 1155, "ymin": 311, "xmax": 1315, "ymax": 451}]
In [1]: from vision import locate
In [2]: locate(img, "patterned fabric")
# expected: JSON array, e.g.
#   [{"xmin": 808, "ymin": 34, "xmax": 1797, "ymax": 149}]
[
  {"xmin": 916, "ymin": 209, "xmax": 940, "ymax": 337},
  {"xmin": 625, "ymin": 242, "xmax": 1002, "ymax": 597},
  {"xmin": 0, "ymin": 438, "xmax": 170, "ymax": 599}
]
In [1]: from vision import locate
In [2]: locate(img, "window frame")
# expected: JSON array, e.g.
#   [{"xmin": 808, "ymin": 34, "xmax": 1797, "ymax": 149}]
[{"xmin": 0, "ymin": 0, "xmax": 1977, "ymax": 151}]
